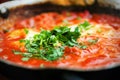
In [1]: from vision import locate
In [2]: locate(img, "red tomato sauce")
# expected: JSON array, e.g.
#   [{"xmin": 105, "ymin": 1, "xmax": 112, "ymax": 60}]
[{"xmin": 0, "ymin": 11, "xmax": 120, "ymax": 70}]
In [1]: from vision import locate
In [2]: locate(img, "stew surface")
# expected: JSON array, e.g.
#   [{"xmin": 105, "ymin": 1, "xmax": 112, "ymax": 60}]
[{"xmin": 0, "ymin": 10, "xmax": 120, "ymax": 70}]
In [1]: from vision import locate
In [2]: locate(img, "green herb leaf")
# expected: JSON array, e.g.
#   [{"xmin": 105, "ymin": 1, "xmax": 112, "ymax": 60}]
[
  {"xmin": 12, "ymin": 50, "xmax": 22, "ymax": 55},
  {"xmin": 24, "ymin": 28, "xmax": 29, "ymax": 34},
  {"xmin": 88, "ymin": 38, "xmax": 99, "ymax": 44},
  {"xmin": 19, "ymin": 39, "xmax": 25, "ymax": 43},
  {"xmin": 21, "ymin": 57, "xmax": 30, "ymax": 61},
  {"xmin": 78, "ymin": 21, "xmax": 91, "ymax": 31},
  {"xmin": 77, "ymin": 16, "xmax": 81, "ymax": 20},
  {"xmin": 80, "ymin": 45, "xmax": 87, "ymax": 49},
  {"xmin": 97, "ymin": 29, "xmax": 102, "ymax": 33}
]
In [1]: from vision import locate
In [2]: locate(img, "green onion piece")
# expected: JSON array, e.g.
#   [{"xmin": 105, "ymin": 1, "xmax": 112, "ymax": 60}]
[
  {"xmin": 88, "ymin": 38, "xmax": 98, "ymax": 44},
  {"xmin": 21, "ymin": 57, "xmax": 30, "ymax": 61},
  {"xmin": 12, "ymin": 50, "xmax": 22, "ymax": 55},
  {"xmin": 80, "ymin": 45, "xmax": 87, "ymax": 49},
  {"xmin": 24, "ymin": 28, "xmax": 29, "ymax": 34}
]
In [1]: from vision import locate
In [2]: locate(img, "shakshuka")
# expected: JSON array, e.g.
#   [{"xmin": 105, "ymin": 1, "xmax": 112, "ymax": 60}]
[{"xmin": 0, "ymin": 10, "xmax": 120, "ymax": 70}]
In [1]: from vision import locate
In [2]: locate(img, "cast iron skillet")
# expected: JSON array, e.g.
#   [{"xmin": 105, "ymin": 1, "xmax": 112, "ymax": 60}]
[{"xmin": 0, "ymin": 0, "xmax": 120, "ymax": 80}]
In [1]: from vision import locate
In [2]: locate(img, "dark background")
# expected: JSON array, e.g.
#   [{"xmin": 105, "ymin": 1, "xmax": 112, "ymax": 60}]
[{"xmin": 0, "ymin": 0, "xmax": 10, "ymax": 4}]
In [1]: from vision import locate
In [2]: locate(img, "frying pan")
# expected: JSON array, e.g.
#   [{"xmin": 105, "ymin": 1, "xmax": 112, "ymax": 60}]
[{"xmin": 0, "ymin": 0, "xmax": 120, "ymax": 80}]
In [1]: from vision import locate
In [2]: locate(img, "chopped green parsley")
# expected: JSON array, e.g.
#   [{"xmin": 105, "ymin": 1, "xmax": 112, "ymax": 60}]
[
  {"xmin": 21, "ymin": 57, "xmax": 30, "ymax": 61},
  {"xmin": 13, "ymin": 21, "xmax": 91, "ymax": 61},
  {"xmin": 88, "ymin": 38, "xmax": 99, "ymax": 44}
]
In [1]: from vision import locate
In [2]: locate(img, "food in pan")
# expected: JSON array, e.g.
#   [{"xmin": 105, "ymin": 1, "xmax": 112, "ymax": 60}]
[{"xmin": 0, "ymin": 10, "xmax": 120, "ymax": 70}]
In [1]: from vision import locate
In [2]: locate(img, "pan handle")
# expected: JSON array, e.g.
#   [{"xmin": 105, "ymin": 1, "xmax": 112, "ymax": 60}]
[{"xmin": 0, "ymin": 7, "xmax": 9, "ymax": 19}]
